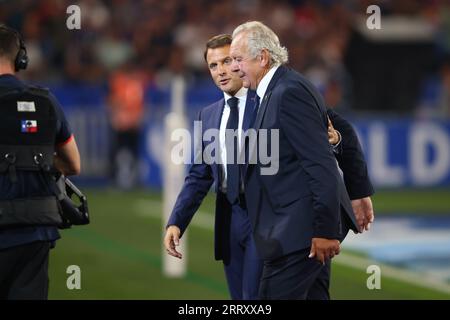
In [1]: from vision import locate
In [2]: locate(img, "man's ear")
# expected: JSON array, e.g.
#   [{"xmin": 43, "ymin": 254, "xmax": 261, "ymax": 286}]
[{"xmin": 259, "ymin": 49, "xmax": 270, "ymax": 68}]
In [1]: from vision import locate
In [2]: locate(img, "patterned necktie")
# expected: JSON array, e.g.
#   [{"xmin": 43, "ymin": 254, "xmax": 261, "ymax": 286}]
[{"xmin": 226, "ymin": 97, "xmax": 239, "ymax": 204}]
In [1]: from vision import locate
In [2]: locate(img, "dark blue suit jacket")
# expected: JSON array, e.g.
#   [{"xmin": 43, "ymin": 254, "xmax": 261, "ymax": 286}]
[
  {"xmin": 244, "ymin": 65, "xmax": 360, "ymax": 260},
  {"xmin": 327, "ymin": 109, "xmax": 374, "ymax": 200},
  {"xmin": 167, "ymin": 90, "xmax": 258, "ymax": 264}
]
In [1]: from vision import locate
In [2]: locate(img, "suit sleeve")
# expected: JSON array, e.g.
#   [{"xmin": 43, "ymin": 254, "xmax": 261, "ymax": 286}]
[
  {"xmin": 166, "ymin": 110, "xmax": 214, "ymax": 236},
  {"xmin": 279, "ymin": 85, "xmax": 342, "ymax": 239},
  {"xmin": 327, "ymin": 109, "xmax": 375, "ymax": 200}
]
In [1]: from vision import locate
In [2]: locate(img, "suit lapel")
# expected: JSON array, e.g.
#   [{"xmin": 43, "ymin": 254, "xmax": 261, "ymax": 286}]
[
  {"xmin": 252, "ymin": 91, "xmax": 272, "ymax": 130},
  {"xmin": 245, "ymin": 66, "xmax": 288, "ymax": 177},
  {"xmin": 212, "ymin": 98, "xmax": 225, "ymax": 129},
  {"xmin": 246, "ymin": 92, "xmax": 272, "ymax": 177},
  {"xmin": 252, "ymin": 66, "xmax": 288, "ymax": 130},
  {"xmin": 210, "ymin": 98, "xmax": 225, "ymax": 190}
]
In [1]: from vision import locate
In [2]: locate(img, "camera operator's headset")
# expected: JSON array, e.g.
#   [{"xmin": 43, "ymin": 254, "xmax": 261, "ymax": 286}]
[{"xmin": 0, "ymin": 24, "xmax": 29, "ymax": 71}]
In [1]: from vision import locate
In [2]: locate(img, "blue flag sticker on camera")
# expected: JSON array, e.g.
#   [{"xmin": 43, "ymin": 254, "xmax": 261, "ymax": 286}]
[{"xmin": 21, "ymin": 120, "xmax": 38, "ymax": 133}]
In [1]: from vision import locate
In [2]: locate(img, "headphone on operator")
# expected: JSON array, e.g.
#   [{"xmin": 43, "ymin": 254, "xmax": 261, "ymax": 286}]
[{"xmin": 0, "ymin": 24, "xmax": 29, "ymax": 71}]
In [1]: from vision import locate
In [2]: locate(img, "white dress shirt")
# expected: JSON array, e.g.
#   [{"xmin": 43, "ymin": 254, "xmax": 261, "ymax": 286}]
[
  {"xmin": 219, "ymin": 87, "xmax": 248, "ymax": 191},
  {"xmin": 256, "ymin": 65, "xmax": 280, "ymax": 103}
]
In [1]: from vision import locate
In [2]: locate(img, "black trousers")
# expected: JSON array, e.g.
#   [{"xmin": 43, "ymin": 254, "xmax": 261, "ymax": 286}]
[
  {"xmin": 259, "ymin": 248, "xmax": 331, "ymax": 300},
  {"xmin": 0, "ymin": 241, "xmax": 51, "ymax": 300}
]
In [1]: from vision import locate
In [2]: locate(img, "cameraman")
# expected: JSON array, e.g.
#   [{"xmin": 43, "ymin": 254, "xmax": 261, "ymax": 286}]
[{"xmin": 0, "ymin": 25, "xmax": 80, "ymax": 300}]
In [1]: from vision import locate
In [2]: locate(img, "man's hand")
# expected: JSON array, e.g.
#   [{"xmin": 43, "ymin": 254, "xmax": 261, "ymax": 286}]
[
  {"xmin": 309, "ymin": 238, "xmax": 340, "ymax": 264},
  {"xmin": 351, "ymin": 196, "xmax": 374, "ymax": 232},
  {"xmin": 327, "ymin": 117, "xmax": 340, "ymax": 145},
  {"xmin": 164, "ymin": 225, "xmax": 182, "ymax": 259}
]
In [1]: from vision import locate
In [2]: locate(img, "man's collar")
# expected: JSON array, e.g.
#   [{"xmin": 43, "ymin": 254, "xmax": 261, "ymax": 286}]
[
  {"xmin": 223, "ymin": 86, "xmax": 248, "ymax": 103},
  {"xmin": 0, "ymin": 73, "xmax": 23, "ymax": 87},
  {"xmin": 256, "ymin": 64, "xmax": 280, "ymax": 101}
]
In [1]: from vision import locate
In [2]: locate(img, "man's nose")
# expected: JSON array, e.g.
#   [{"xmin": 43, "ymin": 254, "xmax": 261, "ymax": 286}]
[
  {"xmin": 218, "ymin": 64, "xmax": 226, "ymax": 75},
  {"xmin": 231, "ymin": 59, "xmax": 240, "ymax": 72}
]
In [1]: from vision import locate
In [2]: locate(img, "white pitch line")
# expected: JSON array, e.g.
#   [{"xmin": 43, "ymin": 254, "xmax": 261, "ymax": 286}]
[
  {"xmin": 135, "ymin": 198, "xmax": 450, "ymax": 295},
  {"xmin": 335, "ymin": 253, "xmax": 450, "ymax": 295}
]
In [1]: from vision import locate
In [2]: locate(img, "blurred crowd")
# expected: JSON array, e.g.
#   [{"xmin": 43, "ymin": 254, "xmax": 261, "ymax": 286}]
[{"xmin": 1, "ymin": 0, "xmax": 450, "ymax": 115}]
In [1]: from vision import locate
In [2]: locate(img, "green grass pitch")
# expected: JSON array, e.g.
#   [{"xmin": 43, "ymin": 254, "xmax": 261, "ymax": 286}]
[{"xmin": 48, "ymin": 188, "xmax": 450, "ymax": 299}]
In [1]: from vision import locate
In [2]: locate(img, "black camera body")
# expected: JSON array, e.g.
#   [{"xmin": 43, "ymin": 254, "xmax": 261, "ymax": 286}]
[{"xmin": 56, "ymin": 175, "xmax": 90, "ymax": 228}]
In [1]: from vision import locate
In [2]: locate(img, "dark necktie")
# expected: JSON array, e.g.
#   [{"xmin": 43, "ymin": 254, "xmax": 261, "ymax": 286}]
[
  {"xmin": 226, "ymin": 97, "xmax": 239, "ymax": 204},
  {"xmin": 242, "ymin": 95, "xmax": 260, "ymax": 181},
  {"xmin": 251, "ymin": 94, "xmax": 260, "ymax": 128}
]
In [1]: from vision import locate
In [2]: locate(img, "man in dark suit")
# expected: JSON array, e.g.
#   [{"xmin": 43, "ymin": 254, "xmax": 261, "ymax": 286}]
[
  {"xmin": 165, "ymin": 33, "xmax": 374, "ymax": 300},
  {"xmin": 164, "ymin": 34, "xmax": 263, "ymax": 299},
  {"xmin": 230, "ymin": 21, "xmax": 366, "ymax": 299}
]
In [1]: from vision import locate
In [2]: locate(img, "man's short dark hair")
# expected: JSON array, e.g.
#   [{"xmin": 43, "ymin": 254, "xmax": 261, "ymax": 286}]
[
  {"xmin": 0, "ymin": 25, "xmax": 20, "ymax": 66},
  {"xmin": 204, "ymin": 34, "xmax": 232, "ymax": 62}
]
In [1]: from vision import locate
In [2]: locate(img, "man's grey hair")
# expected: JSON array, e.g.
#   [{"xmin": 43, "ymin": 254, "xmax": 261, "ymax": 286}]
[{"xmin": 232, "ymin": 21, "xmax": 288, "ymax": 67}]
